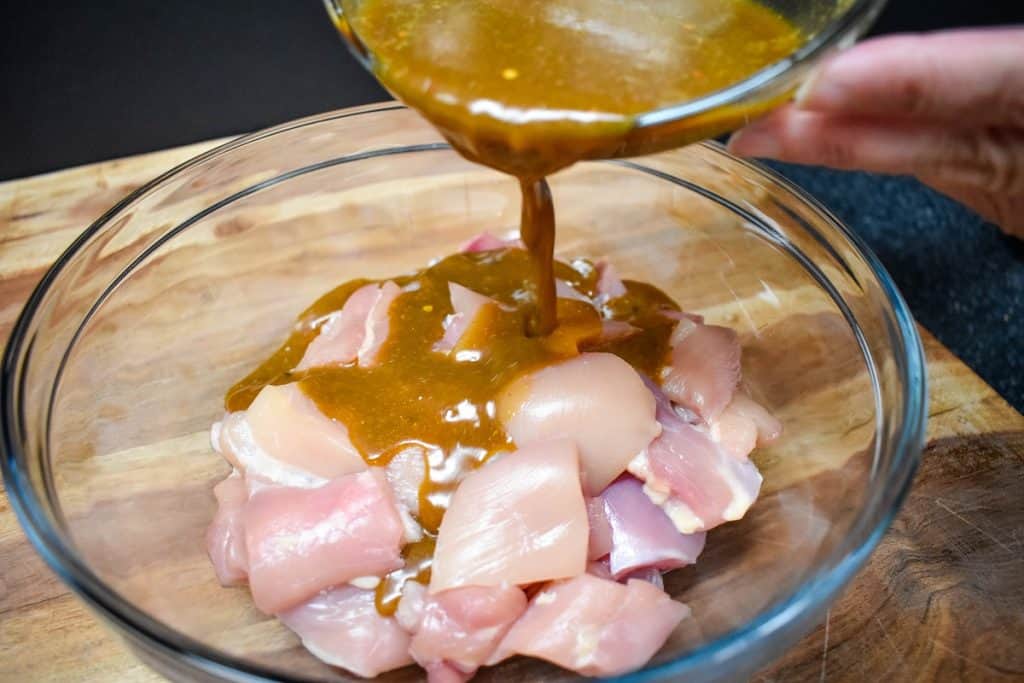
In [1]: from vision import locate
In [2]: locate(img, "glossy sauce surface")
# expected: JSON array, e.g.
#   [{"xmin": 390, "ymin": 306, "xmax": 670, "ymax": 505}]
[
  {"xmin": 338, "ymin": 0, "xmax": 801, "ymax": 337},
  {"xmin": 342, "ymin": 0, "xmax": 803, "ymax": 176}
]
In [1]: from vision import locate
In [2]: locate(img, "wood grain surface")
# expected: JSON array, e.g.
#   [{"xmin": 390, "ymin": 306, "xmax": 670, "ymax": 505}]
[{"xmin": 1, "ymin": 140, "xmax": 1022, "ymax": 683}]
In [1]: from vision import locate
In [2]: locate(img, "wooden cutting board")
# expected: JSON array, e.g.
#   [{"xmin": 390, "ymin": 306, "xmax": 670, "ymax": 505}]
[{"xmin": 1, "ymin": 140, "xmax": 1022, "ymax": 682}]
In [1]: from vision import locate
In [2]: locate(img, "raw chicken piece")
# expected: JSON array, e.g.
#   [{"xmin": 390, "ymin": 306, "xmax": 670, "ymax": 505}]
[
  {"xmin": 586, "ymin": 559, "xmax": 614, "ymax": 580},
  {"xmin": 297, "ymin": 280, "xmax": 401, "ymax": 370},
  {"xmin": 555, "ymin": 279, "xmax": 591, "ymax": 302},
  {"xmin": 498, "ymin": 353, "xmax": 661, "ymax": 494},
  {"xmin": 711, "ymin": 393, "xmax": 783, "ymax": 459},
  {"xmin": 459, "ymin": 231, "xmax": 522, "ymax": 253},
  {"xmin": 661, "ymin": 317, "xmax": 741, "ymax": 421},
  {"xmin": 205, "ymin": 471, "xmax": 249, "ymax": 585},
  {"xmin": 384, "ymin": 446, "xmax": 426, "ymax": 513},
  {"xmin": 586, "ymin": 559, "xmax": 667, "ymax": 589},
  {"xmin": 383, "ymin": 446, "xmax": 427, "ymax": 542},
  {"xmin": 658, "ymin": 309, "xmax": 704, "ymax": 324},
  {"xmin": 488, "ymin": 574, "xmax": 689, "ymax": 677},
  {"xmin": 401, "ymin": 581, "xmax": 527, "ymax": 679},
  {"xmin": 596, "ymin": 319, "xmax": 640, "ymax": 343},
  {"xmin": 424, "ymin": 662, "xmax": 472, "ymax": 683},
  {"xmin": 395, "ymin": 580, "xmax": 428, "ymax": 632},
  {"xmin": 595, "ymin": 259, "xmax": 627, "ymax": 300},
  {"xmin": 586, "ymin": 497, "xmax": 614, "ymax": 561},
  {"xmin": 630, "ymin": 380, "xmax": 762, "ymax": 534},
  {"xmin": 357, "ymin": 281, "xmax": 402, "ymax": 366},
  {"xmin": 278, "ymin": 586, "xmax": 414, "ymax": 677},
  {"xmin": 623, "ymin": 567, "xmax": 666, "ymax": 591},
  {"xmin": 742, "ymin": 395, "xmax": 782, "ymax": 444},
  {"xmin": 296, "ymin": 282, "xmax": 376, "ymax": 370},
  {"xmin": 243, "ymin": 470, "xmax": 404, "ymax": 614},
  {"xmin": 709, "ymin": 407, "xmax": 757, "ymax": 460},
  {"xmin": 599, "ymin": 475, "xmax": 705, "ymax": 579},
  {"xmin": 215, "ymin": 410, "xmax": 327, "ymax": 489},
  {"xmin": 430, "ymin": 440, "xmax": 588, "ymax": 592},
  {"xmin": 435, "ymin": 283, "xmax": 500, "ymax": 353},
  {"xmin": 245, "ymin": 383, "xmax": 366, "ymax": 481}
]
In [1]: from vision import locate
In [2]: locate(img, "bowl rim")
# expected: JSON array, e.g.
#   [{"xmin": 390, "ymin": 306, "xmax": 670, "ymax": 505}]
[
  {"xmin": 326, "ymin": 0, "xmax": 891, "ymax": 131},
  {"xmin": 1, "ymin": 102, "xmax": 926, "ymax": 682},
  {"xmin": 635, "ymin": 0, "xmax": 890, "ymax": 128}
]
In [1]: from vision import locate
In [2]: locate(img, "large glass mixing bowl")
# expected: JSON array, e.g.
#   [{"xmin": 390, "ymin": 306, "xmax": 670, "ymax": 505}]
[{"xmin": 2, "ymin": 104, "xmax": 925, "ymax": 682}]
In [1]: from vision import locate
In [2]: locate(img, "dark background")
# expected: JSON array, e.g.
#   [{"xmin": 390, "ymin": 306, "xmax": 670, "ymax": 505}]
[
  {"xmin": 1, "ymin": 1, "xmax": 1020, "ymax": 179},
  {"xmin": 1, "ymin": 1, "xmax": 1022, "ymax": 408}
]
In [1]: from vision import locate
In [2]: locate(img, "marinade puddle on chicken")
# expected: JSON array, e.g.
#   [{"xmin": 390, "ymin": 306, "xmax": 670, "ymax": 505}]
[{"xmin": 206, "ymin": 233, "xmax": 781, "ymax": 680}]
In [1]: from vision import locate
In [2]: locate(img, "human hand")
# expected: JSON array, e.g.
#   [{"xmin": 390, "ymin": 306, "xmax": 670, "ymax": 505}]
[{"xmin": 728, "ymin": 28, "xmax": 1024, "ymax": 238}]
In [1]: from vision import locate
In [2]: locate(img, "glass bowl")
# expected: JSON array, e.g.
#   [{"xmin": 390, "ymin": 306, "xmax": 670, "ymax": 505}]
[
  {"xmin": 2, "ymin": 104, "xmax": 925, "ymax": 682},
  {"xmin": 326, "ymin": 0, "xmax": 890, "ymax": 156}
]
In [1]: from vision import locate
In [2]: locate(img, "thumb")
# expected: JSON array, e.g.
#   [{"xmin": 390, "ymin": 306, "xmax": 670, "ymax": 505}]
[{"xmin": 727, "ymin": 108, "xmax": 1024, "ymax": 236}]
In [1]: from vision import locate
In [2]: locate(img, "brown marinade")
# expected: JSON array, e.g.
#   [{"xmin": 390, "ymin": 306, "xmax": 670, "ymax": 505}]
[
  {"xmin": 225, "ymin": 246, "xmax": 682, "ymax": 610},
  {"xmin": 227, "ymin": 247, "xmax": 679, "ymax": 521},
  {"xmin": 343, "ymin": 0, "xmax": 804, "ymax": 176}
]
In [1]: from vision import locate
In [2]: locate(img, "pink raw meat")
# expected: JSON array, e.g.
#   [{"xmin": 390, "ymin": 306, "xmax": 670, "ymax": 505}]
[
  {"xmin": 586, "ymin": 558, "xmax": 614, "ymax": 581},
  {"xmin": 711, "ymin": 394, "xmax": 783, "ymax": 459},
  {"xmin": 661, "ymin": 318, "xmax": 741, "ymax": 421},
  {"xmin": 424, "ymin": 662, "xmax": 472, "ymax": 683},
  {"xmin": 710, "ymin": 406, "xmax": 757, "ymax": 460},
  {"xmin": 586, "ymin": 497, "xmax": 614, "ymax": 561},
  {"xmin": 215, "ymin": 412, "xmax": 320, "ymax": 489},
  {"xmin": 243, "ymin": 470, "xmax": 404, "ymax": 614},
  {"xmin": 244, "ymin": 383, "xmax": 366, "ymax": 482},
  {"xmin": 658, "ymin": 309, "xmax": 704, "ymax": 324},
  {"xmin": 459, "ymin": 231, "xmax": 523, "ymax": 253},
  {"xmin": 297, "ymin": 280, "xmax": 401, "ymax": 370},
  {"xmin": 394, "ymin": 580, "xmax": 427, "ymax": 632},
  {"xmin": 296, "ymin": 282, "xmax": 375, "ymax": 370},
  {"xmin": 555, "ymin": 279, "xmax": 591, "ymax": 302},
  {"xmin": 488, "ymin": 574, "xmax": 689, "ymax": 677},
  {"xmin": 402, "ymin": 581, "xmax": 527, "ymax": 679},
  {"xmin": 278, "ymin": 586, "xmax": 414, "ymax": 677},
  {"xmin": 631, "ymin": 379, "xmax": 762, "ymax": 533},
  {"xmin": 383, "ymin": 446, "xmax": 428, "ymax": 542},
  {"xmin": 595, "ymin": 260, "xmax": 627, "ymax": 300},
  {"xmin": 215, "ymin": 412, "xmax": 323, "ymax": 489},
  {"xmin": 430, "ymin": 440, "xmax": 588, "ymax": 592},
  {"xmin": 498, "ymin": 352, "xmax": 661, "ymax": 494},
  {"xmin": 596, "ymin": 319, "xmax": 641, "ymax": 343},
  {"xmin": 434, "ymin": 283, "xmax": 499, "ymax": 353},
  {"xmin": 205, "ymin": 472, "xmax": 249, "ymax": 585},
  {"xmin": 623, "ymin": 567, "xmax": 665, "ymax": 590},
  {"xmin": 599, "ymin": 475, "xmax": 705, "ymax": 579},
  {"xmin": 358, "ymin": 280, "xmax": 402, "ymax": 366},
  {"xmin": 384, "ymin": 446, "xmax": 426, "ymax": 515}
]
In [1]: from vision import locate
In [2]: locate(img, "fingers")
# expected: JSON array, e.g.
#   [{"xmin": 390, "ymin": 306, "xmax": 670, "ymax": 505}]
[
  {"xmin": 727, "ymin": 28, "xmax": 1024, "ymax": 237},
  {"xmin": 728, "ymin": 107, "xmax": 1024, "ymax": 196},
  {"xmin": 795, "ymin": 28, "xmax": 1024, "ymax": 127}
]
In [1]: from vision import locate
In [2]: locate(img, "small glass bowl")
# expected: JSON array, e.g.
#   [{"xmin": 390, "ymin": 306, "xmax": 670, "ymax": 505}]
[
  {"xmin": 2, "ymin": 104, "xmax": 925, "ymax": 682},
  {"xmin": 326, "ymin": 0, "xmax": 891, "ymax": 157}
]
